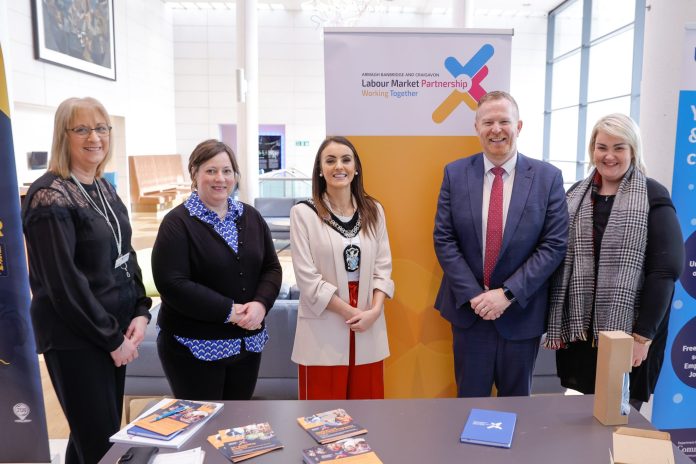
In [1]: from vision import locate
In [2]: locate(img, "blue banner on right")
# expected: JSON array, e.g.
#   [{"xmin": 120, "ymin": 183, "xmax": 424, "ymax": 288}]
[{"xmin": 653, "ymin": 25, "xmax": 696, "ymax": 462}]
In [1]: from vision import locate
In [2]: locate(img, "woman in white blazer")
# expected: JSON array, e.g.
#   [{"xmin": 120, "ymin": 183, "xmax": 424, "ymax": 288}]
[{"xmin": 290, "ymin": 136, "xmax": 394, "ymax": 400}]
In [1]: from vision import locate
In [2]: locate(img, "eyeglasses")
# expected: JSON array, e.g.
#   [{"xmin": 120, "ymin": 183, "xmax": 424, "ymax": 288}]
[{"xmin": 67, "ymin": 125, "xmax": 112, "ymax": 138}]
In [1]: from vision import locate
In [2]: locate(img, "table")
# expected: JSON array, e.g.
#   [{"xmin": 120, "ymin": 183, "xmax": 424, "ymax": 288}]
[{"xmin": 101, "ymin": 395, "xmax": 692, "ymax": 463}]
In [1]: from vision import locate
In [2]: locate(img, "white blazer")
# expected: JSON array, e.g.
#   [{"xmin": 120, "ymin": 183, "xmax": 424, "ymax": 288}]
[{"xmin": 289, "ymin": 201, "xmax": 394, "ymax": 366}]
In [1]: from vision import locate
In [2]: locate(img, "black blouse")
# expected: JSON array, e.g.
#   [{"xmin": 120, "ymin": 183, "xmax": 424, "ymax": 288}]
[{"xmin": 22, "ymin": 172, "xmax": 152, "ymax": 353}]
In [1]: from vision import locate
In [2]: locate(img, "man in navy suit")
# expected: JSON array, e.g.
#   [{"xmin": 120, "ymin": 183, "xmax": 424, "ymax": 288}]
[{"xmin": 434, "ymin": 91, "xmax": 568, "ymax": 397}]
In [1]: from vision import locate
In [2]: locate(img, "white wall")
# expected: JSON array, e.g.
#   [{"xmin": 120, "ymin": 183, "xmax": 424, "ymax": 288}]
[
  {"xmin": 473, "ymin": 14, "xmax": 548, "ymax": 160},
  {"xmin": 173, "ymin": 7, "xmax": 331, "ymax": 175},
  {"xmin": 5, "ymin": 0, "xmax": 177, "ymax": 187},
  {"xmin": 639, "ymin": 0, "xmax": 696, "ymax": 191},
  {"xmin": 172, "ymin": 8, "xmax": 548, "ymax": 176}
]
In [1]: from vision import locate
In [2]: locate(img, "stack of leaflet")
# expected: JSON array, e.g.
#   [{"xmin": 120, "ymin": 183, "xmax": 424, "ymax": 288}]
[
  {"xmin": 297, "ymin": 408, "xmax": 367, "ymax": 444},
  {"xmin": 298, "ymin": 409, "xmax": 382, "ymax": 462},
  {"xmin": 110, "ymin": 398, "xmax": 223, "ymax": 449},
  {"xmin": 207, "ymin": 422, "xmax": 283, "ymax": 462},
  {"xmin": 302, "ymin": 437, "xmax": 383, "ymax": 463}
]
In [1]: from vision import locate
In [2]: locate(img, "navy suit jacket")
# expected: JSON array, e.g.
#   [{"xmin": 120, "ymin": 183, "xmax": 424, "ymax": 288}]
[{"xmin": 433, "ymin": 153, "xmax": 568, "ymax": 340}]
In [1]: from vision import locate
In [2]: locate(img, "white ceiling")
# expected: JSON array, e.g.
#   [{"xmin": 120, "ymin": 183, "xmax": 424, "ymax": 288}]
[{"xmin": 162, "ymin": 0, "xmax": 566, "ymax": 16}]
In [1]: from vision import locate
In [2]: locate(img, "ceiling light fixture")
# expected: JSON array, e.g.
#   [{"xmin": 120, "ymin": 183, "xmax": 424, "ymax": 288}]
[{"xmin": 301, "ymin": 0, "xmax": 384, "ymax": 27}]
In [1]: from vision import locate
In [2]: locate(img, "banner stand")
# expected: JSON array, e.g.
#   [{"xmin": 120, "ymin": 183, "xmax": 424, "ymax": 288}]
[
  {"xmin": 324, "ymin": 28, "xmax": 512, "ymax": 398},
  {"xmin": 652, "ymin": 24, "xmax": 696, "ymax": 462},
  {"xmin": 0, "ymin": 43, "xmax": 52, "ymax": 463}
]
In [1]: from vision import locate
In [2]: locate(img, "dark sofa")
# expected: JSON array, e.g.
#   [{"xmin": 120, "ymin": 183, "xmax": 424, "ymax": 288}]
[
  {"xmin": 124, "ymin": 292, "xmax": 300, "ymax": 412},
  {"xmin": 253, "ymin": 197, "xmax": 306, "ymax": 240}
]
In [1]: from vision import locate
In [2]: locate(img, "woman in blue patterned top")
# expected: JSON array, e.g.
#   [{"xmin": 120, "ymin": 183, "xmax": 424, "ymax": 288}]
[{"xmin": 152, "ymin": 139, "xmax": 282, "ymax": 400}]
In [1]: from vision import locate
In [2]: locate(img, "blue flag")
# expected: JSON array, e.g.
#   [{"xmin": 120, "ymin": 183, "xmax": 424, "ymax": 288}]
[{"xmin": 0, "ymin": 43, "xmax": 51, "ymax": 463}]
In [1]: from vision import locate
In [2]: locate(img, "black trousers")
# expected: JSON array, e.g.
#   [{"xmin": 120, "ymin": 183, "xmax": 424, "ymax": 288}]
[
  {"xmin": 44, "ymin": 347, "xmax": 125, "ymax": 464},
  {"xmin": 157, "ymin": 331, "xmax": 262, "ymax": 401}
]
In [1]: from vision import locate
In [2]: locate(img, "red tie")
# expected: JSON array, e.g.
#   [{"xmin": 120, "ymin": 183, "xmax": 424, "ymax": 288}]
[{"xmin": 484, "ymin": 166, "xmax": 505, "ymax": 288}]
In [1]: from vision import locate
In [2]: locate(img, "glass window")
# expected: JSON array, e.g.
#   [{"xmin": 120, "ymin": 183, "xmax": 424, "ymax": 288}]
[
  {"xmin": 548, "ymin": 106, "xmax": 580, "ymax": 164},
  {"xmin": 553, "ymin": 0, "xmax": 583, "ymax": 57},
  {"xmin": 544, "ymin": 0, "xmax": 642, "ymax": 184},
  {"xmin": 584, "ymin": 96, "xmax": 631, "ymax": 162},
  {"xmin": 591, "ymin": 0, "xmax": 635, "ymax": 40},
  {"xmin": 587, "ymin": 28, "xmax": 634, "ymax": 102},
  {"xmin": 552, "ymin": 160, "xmax": 582, "ymax": 187},
  {"xmin": 551, "ymin": 52, "xmax": 581, "ymax": 110}
]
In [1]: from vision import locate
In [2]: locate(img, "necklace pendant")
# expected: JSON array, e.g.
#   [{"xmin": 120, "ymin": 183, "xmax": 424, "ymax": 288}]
[
  {"xmin": 120, "ymin": 263, "xmax": 131, "ymax": 278},
  {"xmin": 343, "ymin": 244, "xmax": 361, "ymax": 272}
]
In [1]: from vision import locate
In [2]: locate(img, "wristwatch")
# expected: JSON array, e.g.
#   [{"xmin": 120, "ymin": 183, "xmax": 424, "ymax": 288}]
[{"xmin": 502, "ymin": 286, "xmax": 516, "ymax": 303}]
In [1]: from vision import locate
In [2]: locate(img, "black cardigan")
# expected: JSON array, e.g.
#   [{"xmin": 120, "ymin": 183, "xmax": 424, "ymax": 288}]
[
  {"xmin": 152, "ymin": 202, "xmax": 282, "ymax": 339},
  {"xmin": 566, "ymin": 177, "xmax": 684, "ymax": 401},
  {"xmin": 587, "ymin": 177, "xmax": 684, "ymax": 340},
  {"xmin": 22, "ymin": 172, "xmax": 152, "ymax": 353}
]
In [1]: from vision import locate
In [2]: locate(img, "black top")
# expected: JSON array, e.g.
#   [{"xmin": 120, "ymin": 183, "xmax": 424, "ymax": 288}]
[
  {"xmin": 152, "ymin": 202, "xmax": 282, "ymax": 339},
  {"xmin": 591, "ymin": 192, "xmax": 614, "ymax": 262},
  {"xmin": 22, "ymin": 172, "xmax": 152, "ymax": 353}
]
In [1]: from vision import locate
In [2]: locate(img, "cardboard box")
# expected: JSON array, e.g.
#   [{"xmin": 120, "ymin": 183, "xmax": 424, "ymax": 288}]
[
  {"xmin": 594, "ymin": 331, "xmax": 633, "ymax": 426},
  {"xmin": 611, "ymin": 427, "xmax": 675, "ymax": 464}
]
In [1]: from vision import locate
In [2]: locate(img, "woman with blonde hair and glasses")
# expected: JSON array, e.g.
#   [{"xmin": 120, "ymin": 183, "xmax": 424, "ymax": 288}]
[
  {"xmin": 22, "ymin": 97, "xmax": 152, "ymax": 463},
  {"xmin": 546, "ymin": 113, "xmax": 684, "ymax": 409},
  {"xmin": 290, "ymin": 136, "xmax": 394, "ymax": 400}
]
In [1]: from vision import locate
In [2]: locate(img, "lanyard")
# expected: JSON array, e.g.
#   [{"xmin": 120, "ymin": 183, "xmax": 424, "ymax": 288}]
[{"xmin": 70, "ymin": 174, "xmax": 130, "ymax": 275}]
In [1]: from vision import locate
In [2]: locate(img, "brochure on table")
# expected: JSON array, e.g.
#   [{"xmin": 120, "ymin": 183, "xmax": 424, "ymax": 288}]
[{"xmin": 110, "ymin": 398, "xmax": 223, "ymax": 449}]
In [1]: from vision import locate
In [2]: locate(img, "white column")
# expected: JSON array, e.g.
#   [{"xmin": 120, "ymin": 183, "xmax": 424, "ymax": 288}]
[
  {"xmin": 236, "ymin": 0, "xmax": 259, "ymax": 203},
  {"xmin": 639, "ymin": 0, "xmax": 696, "ymax": 191},
  {"xmin": 451, "ymin": 0, "xmax": 473, "ymax": 28}
]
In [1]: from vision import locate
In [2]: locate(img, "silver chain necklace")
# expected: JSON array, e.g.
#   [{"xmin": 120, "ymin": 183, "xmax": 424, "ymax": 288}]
[{"xmin": 323, "ymin": 197, "xmax": 361, "ymax": 272}]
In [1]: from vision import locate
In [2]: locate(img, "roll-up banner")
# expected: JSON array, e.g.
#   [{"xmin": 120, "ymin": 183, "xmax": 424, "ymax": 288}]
[
  {"xmin": 653, "ymin": 24, "xmax": 696, "ymax": 461},
  {"xmin": 324, "ymin": 28, "xmax": 512, "ymax": 397},
  {"xmin": 0, "ymin": 43, "xmax": 51, "ymax": 463}
]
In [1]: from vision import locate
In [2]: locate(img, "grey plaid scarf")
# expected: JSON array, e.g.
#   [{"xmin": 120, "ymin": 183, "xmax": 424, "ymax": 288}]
[{"xmin": 546, "ymin": 166, "xmax": 648, "ymax": 348}]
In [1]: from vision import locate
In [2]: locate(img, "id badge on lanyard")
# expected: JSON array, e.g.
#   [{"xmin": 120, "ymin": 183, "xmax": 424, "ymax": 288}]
[{"xmin": 115, "ymin": 252, "xmax": 130, "ymax": 269}]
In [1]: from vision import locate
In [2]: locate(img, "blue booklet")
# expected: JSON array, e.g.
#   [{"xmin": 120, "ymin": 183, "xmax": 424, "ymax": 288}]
[
  {"xmin": 126, "ymin": 425, "xmax": 183, "ymax": 441},
  {"xmin": 460, "ymin": 408, "xmax": 517, "ymax": 448}
]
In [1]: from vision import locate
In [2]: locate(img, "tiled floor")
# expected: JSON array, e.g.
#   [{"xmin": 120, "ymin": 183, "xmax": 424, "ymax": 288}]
[{"xmin": 130, "ymin": 212, "xmax": 162, "ymax": 250}]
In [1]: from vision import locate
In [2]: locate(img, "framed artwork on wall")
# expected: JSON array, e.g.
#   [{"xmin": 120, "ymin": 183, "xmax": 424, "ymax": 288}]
[
  {"xmin": 259, "ymin": 135, "xmax": 283, "ymax": 173},
  {"xmin": 31, "ymin": 0, "xmax": 116, "ymax": 80}
]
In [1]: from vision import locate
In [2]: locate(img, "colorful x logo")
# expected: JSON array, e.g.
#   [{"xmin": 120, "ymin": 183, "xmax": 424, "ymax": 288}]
[{"xmin": 432, "ymin": 44, "xmax": 494, "ymax": 123}]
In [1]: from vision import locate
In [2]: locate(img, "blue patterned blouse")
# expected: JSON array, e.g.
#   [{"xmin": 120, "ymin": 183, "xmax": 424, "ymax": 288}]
[{"xmin": 172, "ymin": 192, "xmax": 268, "ymax": 361}]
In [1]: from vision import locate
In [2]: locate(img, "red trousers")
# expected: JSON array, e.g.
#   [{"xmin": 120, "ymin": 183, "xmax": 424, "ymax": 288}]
[{"xmin": 298, "ymin": 281, "xmax": 384, "ymax": 400}]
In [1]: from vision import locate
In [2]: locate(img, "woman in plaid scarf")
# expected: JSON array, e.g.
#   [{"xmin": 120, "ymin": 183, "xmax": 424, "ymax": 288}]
[{"xmin": 546, "ymin": 113, "xmax": 684, "ymax": 410}]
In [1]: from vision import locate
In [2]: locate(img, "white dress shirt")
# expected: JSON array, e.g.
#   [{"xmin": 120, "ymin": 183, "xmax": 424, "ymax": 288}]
[{"xmin": 481, "ymin": 153, "xmax": 517, "ymax": 264}]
